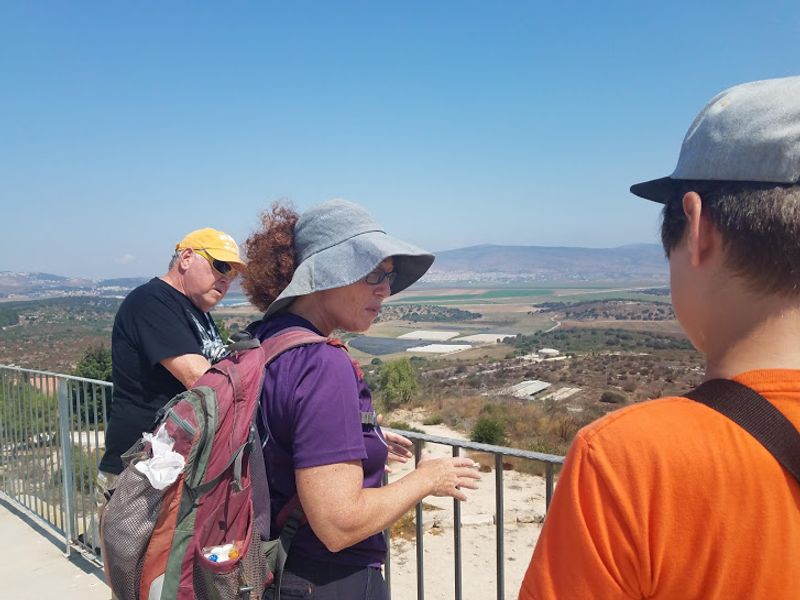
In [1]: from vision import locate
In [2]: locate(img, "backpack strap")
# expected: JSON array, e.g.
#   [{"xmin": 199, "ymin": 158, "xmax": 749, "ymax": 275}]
[
  {"xmin": 271, "ymin": 498, "xmax": 306, "ymax": 598},
  {"xmin": 217, "ymin": 327, "xmax": 325, "ymax": 362},
  {"xmin": 225, "ymin": 331, "xmax": 263, "ymax": 354},
  {"xmin": 685, "ymin": 378, "xmax": 800, "ymax": 483},
  {"xmin": 260, "ymin": 326, "xmax": 331, "ymax": 362},
  {"xmin": 207, "ymin": 330, "xmax": 262, "ymax": 365},
  {"xmin": 248, "ymin": 424, "xmax": 272, "ymax": 543}
]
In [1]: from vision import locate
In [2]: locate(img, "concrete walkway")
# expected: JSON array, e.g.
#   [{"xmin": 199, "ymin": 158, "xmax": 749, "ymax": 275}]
[{"xmin": 0, "ymin": 498, "xmax": 109, "ymax": 600}]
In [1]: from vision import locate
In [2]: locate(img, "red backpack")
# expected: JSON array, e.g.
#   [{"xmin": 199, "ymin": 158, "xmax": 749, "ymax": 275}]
[{"xmin": 101, "ymin": 327, "xmax": 337, "ymax": 600}]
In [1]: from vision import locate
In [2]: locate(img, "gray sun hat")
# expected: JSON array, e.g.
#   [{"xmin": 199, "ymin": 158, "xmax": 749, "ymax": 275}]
[
  {"xmin": 264, "ymin": 199, "xmax": 435, "ymax": 317},
  {"xmin": 631, "ymin": 75, "xmax": 800, "ymax": 203}
]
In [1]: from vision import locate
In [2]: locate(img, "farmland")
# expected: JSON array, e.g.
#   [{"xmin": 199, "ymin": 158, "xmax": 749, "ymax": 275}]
[{"xmin": 0, "ymin": 283, "xmax": 702, "ymax": 459}]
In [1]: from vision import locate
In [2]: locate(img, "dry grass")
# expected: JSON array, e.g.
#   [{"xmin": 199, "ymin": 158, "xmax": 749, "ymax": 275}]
[{"xmin": 389, "ymin": 502, "xmax": 443, "ymax": 540}]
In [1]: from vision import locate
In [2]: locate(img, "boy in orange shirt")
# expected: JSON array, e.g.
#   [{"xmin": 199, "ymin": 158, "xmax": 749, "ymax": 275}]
[{"xmin": 520, "ymin": 76, "xmax": 800, "ymax": 599}]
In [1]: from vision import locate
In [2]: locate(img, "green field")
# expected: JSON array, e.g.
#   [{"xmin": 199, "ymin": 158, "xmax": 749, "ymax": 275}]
[
  {"xmin": 394, "ymin": 285, "xmax": 669, "ymax": 305},
  {"xmin": 550, "ymin": 290, "xmax": 671, "ymax": 303}
]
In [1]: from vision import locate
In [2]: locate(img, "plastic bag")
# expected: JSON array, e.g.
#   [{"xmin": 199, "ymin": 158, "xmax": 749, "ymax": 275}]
[{"xmin": 133, "ymin": 425, "xmax": 185, "ymax": 490}]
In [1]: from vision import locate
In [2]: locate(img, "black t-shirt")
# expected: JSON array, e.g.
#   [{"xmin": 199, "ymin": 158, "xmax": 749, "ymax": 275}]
[{"xmin": 99, "ymin": 277, "xmax": 224, "ymax": 474}]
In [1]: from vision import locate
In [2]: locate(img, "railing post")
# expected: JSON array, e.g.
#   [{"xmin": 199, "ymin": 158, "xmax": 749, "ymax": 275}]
[
  {"xmin": 0, "ymin": 369, "xmax": 8, "ymax": 493},
  {"xmin": 44, "ymin": 374, "xmax": 56, "ymax": 531},
  {"xmin": 546, "ymin": 462, "xmax": 554, "ymax": 509},
  {"xmin": 495, "ymin": 453, "xmax": 505, "ymax": 600},
  {"xmin": 25, "ymin": 373, "xmax": 34, "ymax": 510},
  {"xmin": 10, "ymin": 370, "xmax": 22, "ymax": 499},
  {"xmin": 33, "ymin": 373, "xmax": 43, "ymax": 519},
  {"xmin": 414, "ymin": 440, "xmax": 424, "ymax": 600},
  {"xmin": 58, "ymin": 379, "xmax": 75, "ymax": 556},
  {"xmin": 452, "ymin": 446, "xmax": 462, "ymax": 600},
  {"xmin": 383, "ymin": 471, "xmax": 392, "ymax": 600}
]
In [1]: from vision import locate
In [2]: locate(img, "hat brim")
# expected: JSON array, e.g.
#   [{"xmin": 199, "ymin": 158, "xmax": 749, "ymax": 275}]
[
  {"xmin": 264, "ymin": 230, "xmax": 434, "ymax": 318},
  {"xmin": 204, "ymin": 248, "xmax": 247, "ymax": 270},
  {"xmin": 630, "ymin": 176, "xmax": 677, "ymax": 204}
]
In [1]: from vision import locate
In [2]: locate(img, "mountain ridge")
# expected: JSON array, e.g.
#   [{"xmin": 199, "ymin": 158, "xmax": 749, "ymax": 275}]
[
  {"xmin": 2, "ymin": 243, "xmax": 667, "ymax": 297},
  {"xmin": 424, "ymin": 243, "xmax": 666, "ymax": 283}
]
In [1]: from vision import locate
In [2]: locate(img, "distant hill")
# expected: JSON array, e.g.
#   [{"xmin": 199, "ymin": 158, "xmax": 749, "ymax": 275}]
[
  {"xmin": 0, "ymin": 271, "xmax": 243, "ymax": 300},
  {"xmin": 0, "ymin": 271, "xmax": 95, "ymax": 297},
  {"xmin": 424, "ymin": 244, "xmax": 667, "ymax": 283},
  {"xmin": 2, "ymin": 244, "xmax": 667, "ymax": 299}
]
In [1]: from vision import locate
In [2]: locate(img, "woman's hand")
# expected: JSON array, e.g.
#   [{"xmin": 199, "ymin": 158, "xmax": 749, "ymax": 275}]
[
  {"xmin": 295, "ymin": 454, "xmax": 479, "ymax": 551},
  {"xmin": 384, "ymin": 430, "xmax": 413, "ymax": 468},
  {"xmin": 415, "ymin": 454, "xmax": 480, "ymax": 502},
  {"xmin": 377, "ymin": 414, "xmax": 413, "ymax": 472}
]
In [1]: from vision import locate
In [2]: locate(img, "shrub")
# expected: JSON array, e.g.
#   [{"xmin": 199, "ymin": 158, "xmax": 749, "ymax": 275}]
[
  {"xmin": 470, "ymin": 418, "xmax": 505, "ymax": 445},
  {"xmin": 409, "ymin": 356, "xmax": 429, "ymax": 367},
  {"xmin": 52, "ymin": 444, "xmax": 99, "ymax": 495},
  {"xmin": 600, "ymin": 390, "xmax": 627, "ymax": 404},
  {"xmin": 422, "ymin": 414, "xmax": 443, "ymax": 426},
  {"xmin": 390, "ymin": 509, "xmax": 416, "ymax": 540},
  {"xmin": 527, "ymin": 438, "xmax": 563, "ymax": 455}
]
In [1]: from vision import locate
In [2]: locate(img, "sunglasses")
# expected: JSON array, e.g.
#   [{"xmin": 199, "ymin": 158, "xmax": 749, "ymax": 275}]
[
  {"xmin": 364, "ymin": 267, "xmax": 397, "ymax": 286},
  {"xmin": 194, "ymin": 249, "xmax": 237, "ymax": 278}
]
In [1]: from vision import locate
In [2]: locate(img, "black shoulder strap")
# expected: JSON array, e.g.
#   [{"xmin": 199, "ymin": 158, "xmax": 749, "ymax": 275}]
[{"xmin": 685, "ymin": 378, "xmax": 800, "ymax": 483}]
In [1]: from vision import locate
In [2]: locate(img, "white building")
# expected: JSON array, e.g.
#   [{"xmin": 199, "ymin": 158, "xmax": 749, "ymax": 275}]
[
  {"xmin": 406, "ymin": 343, "xmax": 472, "ymax": 355},
  {"xmin": 398, "ymin": 330, "xmax": 460, "ymax": 341},
  {"xmin": 506, "ymin": 380, "xmax": 552, "ymax": 400},
  {"xmin": 456, "ymin": 333, "xmax": 517, "ymax": 344}
]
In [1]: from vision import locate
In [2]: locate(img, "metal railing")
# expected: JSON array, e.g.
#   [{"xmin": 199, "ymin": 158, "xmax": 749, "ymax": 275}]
[
  {"xmin": 382, "ymin": 430, "xmax": 563, "ymax": 600},
  {"xmin": 0, "ymin": 365, "xmax": 110, "ymax": 560},
  {"xmin": 0, "ymin": 364, "xmax": 564, "ymax": 599}
]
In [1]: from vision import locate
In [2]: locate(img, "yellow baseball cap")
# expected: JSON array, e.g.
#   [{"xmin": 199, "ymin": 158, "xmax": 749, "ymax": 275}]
[{"xmin": 175, "ymin": 228, "xmax": 246, "ymax": 268}]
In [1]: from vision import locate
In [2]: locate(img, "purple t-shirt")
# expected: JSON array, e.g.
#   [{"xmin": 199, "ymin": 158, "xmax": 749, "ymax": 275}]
[{"xmin": 249, "ymin": 312, "xmax": 388, "ymax": 566}]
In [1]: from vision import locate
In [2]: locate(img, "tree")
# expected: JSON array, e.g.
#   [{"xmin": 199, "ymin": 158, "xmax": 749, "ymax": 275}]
[
  {"xmin": 71, "ymin": 344, "xmax": 112, "ymax": 426},
  {"xmin": 73, "ymin": 344, "xmax": 112, "ymax": 382},
  {"xmin": 378, "ymin": 358, "xmax": 417, "ymax": 410},
  {"xmin": 0, "ymin": 306, "xmax": 19, "ymax": 327}
]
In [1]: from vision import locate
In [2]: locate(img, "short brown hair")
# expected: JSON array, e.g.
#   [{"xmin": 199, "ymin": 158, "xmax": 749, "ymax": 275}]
[
  {"xmin": 661, "ymin": 181, "xmax": 800, "ymax": 297},
  {"xmin": 241, "ymin": 202, "xmax": 299, "ymax": 312}
]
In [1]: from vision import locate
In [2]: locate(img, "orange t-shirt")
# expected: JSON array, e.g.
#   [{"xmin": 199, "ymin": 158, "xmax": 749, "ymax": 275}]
[{"xmin": 519, "ymin": 370, "xmax": 800, "ymax": 600}]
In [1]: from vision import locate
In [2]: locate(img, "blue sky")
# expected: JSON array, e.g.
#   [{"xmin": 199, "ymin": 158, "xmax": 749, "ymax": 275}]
[{"xmin": 2, "ymin": 1, "xmax": 798, "ymax": 279}]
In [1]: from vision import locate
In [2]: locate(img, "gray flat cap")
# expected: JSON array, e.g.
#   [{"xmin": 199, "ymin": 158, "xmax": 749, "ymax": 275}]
[
  {"xmin": 631, "ymin": 75, "xmax": 800, "ymax": 203},
  {"xmin": 264, "ymin": 199, "xmax": 434, "ymax": 317}
]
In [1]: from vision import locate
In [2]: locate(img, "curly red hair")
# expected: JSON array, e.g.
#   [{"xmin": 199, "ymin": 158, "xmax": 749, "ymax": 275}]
[{"xmin": 241, "ymin": 202, "xmax": 299, "ymax": 312}]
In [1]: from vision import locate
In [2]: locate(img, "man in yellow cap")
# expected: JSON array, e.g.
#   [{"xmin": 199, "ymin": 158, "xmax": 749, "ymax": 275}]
[{"xmin": 97, "ymin": 228, "xmax": 245, "ymax": 495}]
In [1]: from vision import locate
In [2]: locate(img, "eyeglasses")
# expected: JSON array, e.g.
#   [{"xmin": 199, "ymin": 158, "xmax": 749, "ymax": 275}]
[
  {"xmin": 364, "ymin": 267, "xmax": 397, "ymax": 286},
  {"xmin": 194, "ymin": 249, "xmax": 238, "ymax": 278}
]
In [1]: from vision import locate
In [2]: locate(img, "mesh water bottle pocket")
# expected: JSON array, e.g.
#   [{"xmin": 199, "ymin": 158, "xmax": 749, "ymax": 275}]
[
  {"xmin": 193, "ymin": 486, "xmax": 268, "ymax": 600},
  {"xmin": 102, "ymin": 463, "xmax": 168, "ymax": 600}
]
